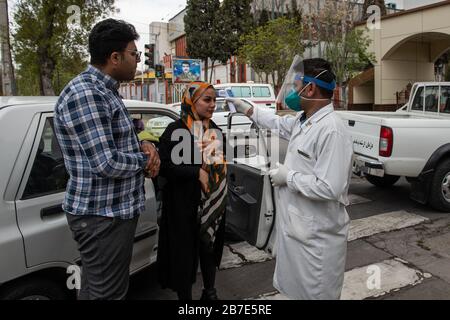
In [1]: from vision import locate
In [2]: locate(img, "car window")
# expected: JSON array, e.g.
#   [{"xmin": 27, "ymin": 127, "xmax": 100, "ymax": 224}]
[
  {"xmin": 131, "ymin": 113, "xmax": 175, "ymax": 142},
  {"xmin": 231, "ymin": 86, "xmax": 251, "ymax": 98},
  {"xmin": 411, "ymin": 86, "xmax": 424, "ymax": 111},
  {"xmin": 440, "ymin": 86, "xmax": 450, "ymax": 114},
  {"xmin": 22, "ymin": 118, "xmax": 69, "ymax": 199},
  {"xmin": 252, "ymin": 86, "xmax": 272, "ymax": 98},
  {"xmin": 424, "ymin": 86, "xmax": 439, "ymax": 112},
  {"xmin": 215, "ymin": 100, "xmax": 230, "ymax": 112}
]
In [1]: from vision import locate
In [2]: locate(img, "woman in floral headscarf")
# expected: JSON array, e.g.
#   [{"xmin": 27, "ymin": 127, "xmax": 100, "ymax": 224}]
[{"xmin": 157, "ymin": 82, "xmax": 227, "ymax": 300}]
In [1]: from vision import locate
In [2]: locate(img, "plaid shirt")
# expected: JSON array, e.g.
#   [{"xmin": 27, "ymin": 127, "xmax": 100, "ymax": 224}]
[{"xmin": 54, "ymin": 65, "xmax": 148, "ymax": 219}]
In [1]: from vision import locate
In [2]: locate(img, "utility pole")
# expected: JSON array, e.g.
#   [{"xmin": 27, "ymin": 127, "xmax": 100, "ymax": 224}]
[
  {"xmin": 151, "ymin": 31, "xmax": 160, "ymax": 103},
  {"xmin": 0, "ymin": 0, "xmax": 17, "ymax": 96}
]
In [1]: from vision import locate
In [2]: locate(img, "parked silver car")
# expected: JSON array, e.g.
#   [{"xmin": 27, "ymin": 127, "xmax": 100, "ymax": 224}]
[{"xmin": 0, "ymin": 97, "xmax": 277, "ymax": 299}]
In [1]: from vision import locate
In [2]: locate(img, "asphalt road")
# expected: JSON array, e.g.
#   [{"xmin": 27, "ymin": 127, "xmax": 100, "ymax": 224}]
[{"xmin": 127, "ymin": 176, "xmax": 450, "ymax": 300}]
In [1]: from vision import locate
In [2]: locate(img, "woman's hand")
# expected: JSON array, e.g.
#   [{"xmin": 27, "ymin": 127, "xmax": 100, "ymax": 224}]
[{"xmin": 199, "ymin": 168, "xmax": 209, "ymax": 193}]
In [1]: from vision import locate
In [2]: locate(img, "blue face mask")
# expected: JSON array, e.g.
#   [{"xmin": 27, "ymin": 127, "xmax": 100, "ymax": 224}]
[{"xmin": 284, "ymin": 89, "xmax": 302, "ymax": 111}]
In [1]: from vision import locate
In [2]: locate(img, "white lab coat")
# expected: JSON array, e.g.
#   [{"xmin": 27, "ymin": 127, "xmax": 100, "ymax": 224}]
[{"xmin": 251, "ymin": 104, "xmax": 353, "ymax": 300}]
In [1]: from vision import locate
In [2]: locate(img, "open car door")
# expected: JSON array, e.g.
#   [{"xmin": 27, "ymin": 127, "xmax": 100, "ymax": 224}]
[{"xmin": 225, "ymin": 113, "xmax": 276, "ymax": 251}]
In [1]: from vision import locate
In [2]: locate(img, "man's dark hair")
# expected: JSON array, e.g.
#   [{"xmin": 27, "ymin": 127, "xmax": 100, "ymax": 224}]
[
  {"xmin": 89, "ymin": 19, "xmax": 139, "ymax": 66},
  {"xmin": 300, "ymin": 58, "xmax": 336, "ymax": 99},
  {"xmin": 182, "ymin": 61, "xmax": 190, "ymax": 66}
]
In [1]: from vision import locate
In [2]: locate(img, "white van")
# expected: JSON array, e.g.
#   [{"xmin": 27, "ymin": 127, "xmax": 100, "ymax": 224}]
[{"xmin": 214, "ymin": 83, "xmax": 276, "ymax": 109}]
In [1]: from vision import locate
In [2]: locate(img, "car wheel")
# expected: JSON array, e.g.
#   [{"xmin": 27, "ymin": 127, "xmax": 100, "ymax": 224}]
[
  {"xmin": 365, "ymin": 174, "xmax": 400, "ymax": 187},
  {"xmin": 0, "ymin": 279, "xmax": 69, "ymax": 300},
  {"xmin": 429, "ymin": 158, "xmax": 450, "ymax": 212}
]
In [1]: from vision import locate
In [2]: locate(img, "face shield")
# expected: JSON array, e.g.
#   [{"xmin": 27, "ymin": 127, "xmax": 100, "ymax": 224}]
[
  {"xmin": 276, "ymin": 55, "xmax": 336, "ymax": 111},
  {"xmin": 276, "ymin": 55, "xmax": 305, "ymax": 110}
]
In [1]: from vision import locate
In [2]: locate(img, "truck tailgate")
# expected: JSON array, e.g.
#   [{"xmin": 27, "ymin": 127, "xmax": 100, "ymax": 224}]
[{"xmin": 338, "ymin": 112, "xmax": 382, "ymax": 159}]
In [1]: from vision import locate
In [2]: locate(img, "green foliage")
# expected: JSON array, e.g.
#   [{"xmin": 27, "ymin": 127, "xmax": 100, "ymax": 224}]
[
  {"xmin": 184, "ymin": 0, "xmax": 221, "ymax": 77},
  {"xmin": 238, "ymin": 17, "xmax": 304, "ymax": 89},
  {"xmin": 313, "ymin": 0, "xmax": 376, "ymax": 86},
  {"xmin": 12, "ymin": 0, "xmax": 115, "ymax": 95},
  {"xmin": 219, "ymin": 0, "xmax": 253, "ymax": 58},
  {"xmin": 184, "ymin": 0, "xmax": 252, "ymax": 81},
  {"xmin": 323, "ymin": 27, "xmax": 375, "ymax": 85}
]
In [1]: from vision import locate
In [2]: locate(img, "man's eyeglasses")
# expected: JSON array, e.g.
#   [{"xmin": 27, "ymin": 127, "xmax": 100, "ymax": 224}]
[{"xmin": 126, "ymin": 50, "xmax": 142, "ymax": 60}]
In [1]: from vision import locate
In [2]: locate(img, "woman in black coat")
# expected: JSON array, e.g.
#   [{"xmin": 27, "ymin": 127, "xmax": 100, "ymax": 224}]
[{"xmin": 157, "ymin": 82, "xmax": 227, "ymax": 300}]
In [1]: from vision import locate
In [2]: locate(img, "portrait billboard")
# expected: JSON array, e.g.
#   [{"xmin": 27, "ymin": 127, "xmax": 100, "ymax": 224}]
[{"xmin": 173, "ymin": 58, "xmax": 201, "ymax": 83}]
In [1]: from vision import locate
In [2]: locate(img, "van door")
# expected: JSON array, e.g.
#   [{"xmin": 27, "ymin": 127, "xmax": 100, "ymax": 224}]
[
  {"xmin": 225, "ymin": 114, "xmax": 275, "ymax": 250},
  {"xmin": 251, "ymin": 85, "xmax": 276, "ymax": 109}
]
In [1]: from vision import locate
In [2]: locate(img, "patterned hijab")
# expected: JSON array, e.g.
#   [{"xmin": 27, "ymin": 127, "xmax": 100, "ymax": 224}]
[{"xmin": 181, "ymin": 82, "xmax": 228, "ymax": 248}]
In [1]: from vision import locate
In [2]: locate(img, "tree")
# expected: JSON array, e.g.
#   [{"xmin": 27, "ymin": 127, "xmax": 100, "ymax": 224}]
[
  {"xmin": 219, "ymin": 0, "xmax": 253, "ymax": 57},
  {"xmin": 0, "ymin": 0, "xmax": 17, "ymax": 95},
  {"xmin": 286, "ymin": 0, "xmax": 302, "ymax": 24},
  {"xmin": 218, "ymin": 0, "xmax": 253, "ymax": 82},
  {"xmin": 184, "ymin": 0, "xmax": 221, "ymax": 82},
  {"xmin": 12, "ymin": 0, "xmax": 115, "ymax": 96},
  {"xmin": 258, "ymin": 9, "xmax": 269, "ymax": 26},
  {"xmin": 238, "ymin": 17, "xmax": 305, "ymax": 91},
  {"xmin": 314, "ymin": 0, "xmax": 375, "ymax": 87}
]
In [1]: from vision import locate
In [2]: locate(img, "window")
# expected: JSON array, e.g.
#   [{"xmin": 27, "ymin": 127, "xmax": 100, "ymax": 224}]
[
  {"xmin": 22, "ymin": 118, "xmax": 69, "ymax": 199},
  {"xmin": 215, "ymin": 101, "xmax": 230, "ymax": 112},
  {"xmin": 252, "ymin": 86, "xmax": 271, "ymax": 98},
  {"xmin": 231, "ymin": 86, "xmax": 251, "ymax": 98},
  {"xmin": 131, "ymin": 113, "xmax": 175, "ymax": 143},
  {"xmin": 440, "ymin": 86, "xmax": 450, "ymax": 114},
  {"xmin": 411, "ymin": 87, "xmax": 424, "ymax": 111},
  {"xmin": 424, "ymin": 86, "xmax": 439, "ymax": 112}
]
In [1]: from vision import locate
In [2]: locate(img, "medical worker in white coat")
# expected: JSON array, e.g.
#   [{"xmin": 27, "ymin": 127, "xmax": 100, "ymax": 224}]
[{"xmin": 227, "ymin": 58, "xmax": 353, "ymax": 300}]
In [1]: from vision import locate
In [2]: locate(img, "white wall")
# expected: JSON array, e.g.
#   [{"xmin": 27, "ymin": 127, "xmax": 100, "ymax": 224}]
[
  {"xmin": 168, "ymin": 9, "xmax": 186, "ymax": 42},
  {"xmin": 150, "ymin": 22, "xmax": 171, "ymax": 65},
  {"xmin": 354, "ymin": 84, "xmax": 375, "ymax": 104}
]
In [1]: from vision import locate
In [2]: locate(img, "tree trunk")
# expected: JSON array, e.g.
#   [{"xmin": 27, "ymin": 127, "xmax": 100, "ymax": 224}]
[
  {"xmin": 204, "ymin": 58, "xmax": 209, "ymax": 82},
  {"xmin": 37, "ymin": 3, "xmax": 57, "ymax": 96},
  {"xmin": 209, "ymin": 60, "xmax": 215, "ymax": 83},
  {"xmin": 0, "ymin": 0, "xmax": 17, "ymax": 95},
  {"xmin": 39, "ymin": 54, "xmax": 56, "ymax": 96}
]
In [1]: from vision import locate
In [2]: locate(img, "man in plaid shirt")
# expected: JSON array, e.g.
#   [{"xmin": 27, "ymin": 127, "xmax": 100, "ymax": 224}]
[{"xmin": 54, "ymin": 19, "xmax": 160, "ymax": 300}]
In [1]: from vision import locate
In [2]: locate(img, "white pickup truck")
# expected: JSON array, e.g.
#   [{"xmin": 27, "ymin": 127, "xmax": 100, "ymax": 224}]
[{"xmin": 338, "ymin": 82, "xmax": 450, "ymax": 212}]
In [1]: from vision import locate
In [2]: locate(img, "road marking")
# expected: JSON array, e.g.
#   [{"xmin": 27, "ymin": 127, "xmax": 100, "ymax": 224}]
[
  {"xmin": 348, "ymin": 210, "xmax": 428, "ymax": 241},
  {"xmin": 348, "ymin": 193, "xmax": 372, "ymax": 205},
  {"xmin": 250, "ymin": 291, "xmax": 290, "ymax": 300},
  {"xmin": 223, "ymin": 211, "xmax": 428, "ymax": 269},
  {"xmin": 252, "ymin": 258, "xmax": 427, "ymax": 300},
  {"xmin": 340, "ymin": 258, "xmax": 426, "ymax": 300},
  {"xmin": 220, "ymin": 246, "xmax": 244, "ymax": 270},
  {"xmin": 229, "ymin": 242, "xmax": 272, "ymax": 263},
  {"xmin": 220, "ymin": 242, "xmax": 272, "ymax": 270}
]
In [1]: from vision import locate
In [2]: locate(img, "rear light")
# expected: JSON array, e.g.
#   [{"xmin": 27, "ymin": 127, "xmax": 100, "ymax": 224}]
[{"xmin": 379, "ymin": 126, "xmax": 393, "ymax": 157}]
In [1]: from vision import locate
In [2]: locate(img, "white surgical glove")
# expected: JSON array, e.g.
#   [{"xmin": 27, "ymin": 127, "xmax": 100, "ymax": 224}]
[
  {"xmin": 268, "ymin": 162, "xmax": 289, "ymax": 187},
  {"xmin": 225, "ymin": 98, "xmax": 254, "ymax": 116}
]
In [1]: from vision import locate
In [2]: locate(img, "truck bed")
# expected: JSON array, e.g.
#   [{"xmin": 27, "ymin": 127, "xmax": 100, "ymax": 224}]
[{"xmin": 337, "ymin": 110, "xmax": 450, "ymax": 177}]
